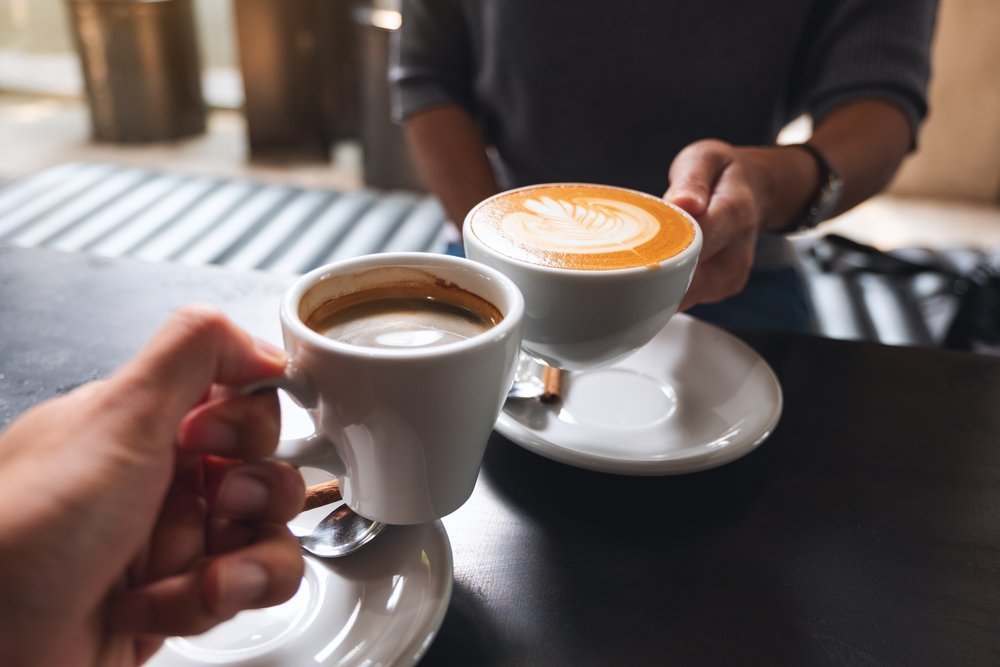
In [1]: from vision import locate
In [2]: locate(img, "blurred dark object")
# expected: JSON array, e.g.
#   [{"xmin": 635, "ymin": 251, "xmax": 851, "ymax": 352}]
[
  {"xmin": 234, "ymin": 0, "xmax": 333, "ymax": 161},
  {"xmin": 65, "ymin": 0, "xmax": 206, "ymax": 143},
  {"xmin": 801, "ymin": 234, "xmax": 1000, "ymax": 356},
  {"xmin": 354, "ymin": 2, "xmax": 424, "ymax": 191},
  {"xmin": 320, "ymin": 0, "xmax": 360, "ymax": 142},
  {"xmin": 232, "ymin": 0, "xmax": 421, "ymax": 185}
]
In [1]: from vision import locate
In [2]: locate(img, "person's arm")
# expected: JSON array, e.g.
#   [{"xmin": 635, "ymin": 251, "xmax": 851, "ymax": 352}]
[
  {"xmin": 665, "ymin": 98, "xmax": 912, "ymax": 308},
  {"xmin": 403, "ymin": 104, "xmax": 499, "ymax": 232},
  {"xmin": 391, "ymin": 1, "xmax": 493, "ymax": 232},
  {"xmin": 747, "ymin": 98, "xmax": 912, "ymax": 231}
]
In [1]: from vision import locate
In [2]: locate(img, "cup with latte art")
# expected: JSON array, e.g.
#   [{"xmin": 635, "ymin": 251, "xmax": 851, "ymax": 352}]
[{"xmin": 464, "ymin": 183, "xmax": 702, "ymax": 370}]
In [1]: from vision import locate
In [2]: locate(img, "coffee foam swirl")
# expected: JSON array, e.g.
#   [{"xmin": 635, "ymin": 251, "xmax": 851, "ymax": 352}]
[
  {"xmin": 468, "ymin": 183, "xmax": 696, "ymax": 271},
  {"xmin": 504, "ymin": 195, "xmax": 660, "ymax": 255}
]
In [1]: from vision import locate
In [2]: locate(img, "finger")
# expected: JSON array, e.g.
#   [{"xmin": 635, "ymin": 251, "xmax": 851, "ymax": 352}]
[
  {"xmin": 696, "ymin": 169, "xmax": 759, "ymax": 262},
  {"xmin": 209, "ymin": 461, "xmax": 305, "ymax": 522},
  {"xmin": 110, "ymin": 305, "xmax": 287, "ymax": 434},
  {"xmin": 665, "ymin": 139, "xmax": 733, "ymax": 218},
  {"xmin": 680, "ymin": 240, "xmax": 755, "ymax": 309},
  {"xmin": 208, "ymin": 525, "xmax": 304, "ymax": 617},
  {"xmin": 109, "ymin": 523, "xmax": 303, "ymax": 637},
  {"xmin": 135, "ymin": 639, "xmax": 165, "ymax": 665},
  {"xmin": 143, "ymin": 480, "xmax": 208, "ymax": 582},
  {"xmin": 206, "ymin": 516, "xmax": 258, "ymax": 555},
  {"xmin": 178, "ymin": 390, "xmax": 281, "ymax": 459},
  {"xmin": 63, "ymin": 378, "xmax": 109, "ymax": 401},
  {"xmin": 135, "ymin": 452, "xmax": 210, "ymax": 583}
]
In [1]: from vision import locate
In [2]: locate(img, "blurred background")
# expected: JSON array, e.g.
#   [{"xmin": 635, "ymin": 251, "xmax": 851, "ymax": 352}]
[
  {"xmin": 0, "ymin": 0, "xmax": 419, "ymax": 191},
  {"xmin": 0, "ymin": 0, "xmax": 997, "ymax": 237},
  {"xmin": 0, "ymin": 0, "xmax": 998, "ymax": 348}
]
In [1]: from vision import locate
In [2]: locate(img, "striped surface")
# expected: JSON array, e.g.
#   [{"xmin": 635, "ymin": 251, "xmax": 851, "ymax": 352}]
[
  {"xmin": 795, "ymin": 238, "xmax": 991, "ymax": 349},
  {"xmin": 0, "ymin": 161, "xmax": 991, "ymax": 351},
  {"xmin": 0, "ymin": 162, "xmax": 452, "ymax": 276}
]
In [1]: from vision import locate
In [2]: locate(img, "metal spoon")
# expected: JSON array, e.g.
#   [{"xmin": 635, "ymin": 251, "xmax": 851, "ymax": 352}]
[
  {"xmin": 296, "ymin": 480, "xmax": 386, "ymax": 558},
  {"xmin": 297, "ymin": 503, "xmax": 385, "ymax": 558},
  {"xmin": 508, "ymin": 353, "xmax": 561, "ymax": 402},
  {"xmin": 508, "ymin": 353, "xmax": 546, "ymax": 399}
]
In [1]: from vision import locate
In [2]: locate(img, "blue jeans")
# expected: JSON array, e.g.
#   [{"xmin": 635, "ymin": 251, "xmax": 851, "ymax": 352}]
[{"xmin": 687, "ymin": 267, "xmax": 815, "ymax": 334}]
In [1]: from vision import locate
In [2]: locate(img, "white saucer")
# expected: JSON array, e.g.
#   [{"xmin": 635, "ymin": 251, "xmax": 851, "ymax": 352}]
[
  {"xmin": 497, "ymin": 314, "xmax": 783, "ymax": 475},
  {"xmin": 148, "ymin": 518, "xmax": 452, "ymax": 667}
]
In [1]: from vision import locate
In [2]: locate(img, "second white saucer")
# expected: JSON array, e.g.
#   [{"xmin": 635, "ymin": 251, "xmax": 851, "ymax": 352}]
[
  {"xmin": 148, "ymin": 518, "xmax": 452, "ymax": 667},
  {"xmin": 497, "ymin": 314, "xmax": 783, "ymax": 475}
]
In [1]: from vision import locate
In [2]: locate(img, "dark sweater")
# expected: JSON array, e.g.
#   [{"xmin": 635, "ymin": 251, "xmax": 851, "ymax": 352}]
[{"xmin": 390, "ymin": 0, "xmax": 937, "ymax": 266}]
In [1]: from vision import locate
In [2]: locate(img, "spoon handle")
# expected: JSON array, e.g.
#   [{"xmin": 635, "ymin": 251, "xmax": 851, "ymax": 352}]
[{"xmin": 303, "ymin": 479, "xmax": 342, "ymax": 511}]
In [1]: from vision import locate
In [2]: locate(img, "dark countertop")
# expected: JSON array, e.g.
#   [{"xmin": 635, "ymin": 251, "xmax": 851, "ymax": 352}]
[{"xmin": 3, "ymin": 245, "xmax": 999, "ymax": 665}]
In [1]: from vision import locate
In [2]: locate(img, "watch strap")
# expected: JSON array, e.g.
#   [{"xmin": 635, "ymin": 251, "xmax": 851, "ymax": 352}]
[{"xmin": 783, "ymin": 143, "xmax": 843, "ymax": 233}]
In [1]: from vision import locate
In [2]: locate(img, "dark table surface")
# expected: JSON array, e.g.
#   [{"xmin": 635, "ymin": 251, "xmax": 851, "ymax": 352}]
[{"xmin": 2, "ymin": 245, "xmax": 999, "ymax": 666}]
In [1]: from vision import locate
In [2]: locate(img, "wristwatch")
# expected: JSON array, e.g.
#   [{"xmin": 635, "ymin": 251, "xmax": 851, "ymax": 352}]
[{"xmin": 785, "ymin": 143, "xmax": 844, "ymax": 233}]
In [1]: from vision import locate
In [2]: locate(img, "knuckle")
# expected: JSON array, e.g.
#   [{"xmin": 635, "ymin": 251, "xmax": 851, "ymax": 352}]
[
  {"xmin": 724, "ymin": 264, "xmax": 753, "ymax": 298},
  {"xmin": 269, "ymin": 537, "xmax": 305, "ymax": 597},
  {"xmin": 171, "ymin": 304, "xmax": 230, "ymax": 340},
  {"xmin": 718, "ymin": 191, "xmax": 756, "ymax": 224},
  {"xmin": 672, "ymin": 139, "xmax": 735, "ymax": 177},
  {"xmin": 689, "ymin": 138, "xmax": 730, "ymax": 156},
  {"xmin": 241, "ymin": 395, "xmax": 282, "ymax": 450},
  {"xmin": 145, "ymin": 593, "xmax": 228, "ymax": 638},
  {"xmin": 730, "ymin": 271, "xmax": 751, "ymax": 295}
]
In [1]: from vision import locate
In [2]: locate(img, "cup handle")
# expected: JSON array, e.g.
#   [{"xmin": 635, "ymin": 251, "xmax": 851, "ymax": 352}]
[{"xmin": 241, "ymin": 363, "xmax": 343, "ymax": 472}]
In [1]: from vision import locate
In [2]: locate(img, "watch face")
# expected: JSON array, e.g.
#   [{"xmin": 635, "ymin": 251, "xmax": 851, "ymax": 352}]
[
  {"xmin": 815, "ymin": 171, "xmax": 844, "ymax": 223},
  {"xmin": 785, "ymin": 143, "xmax": 842, "ymax": 232}
]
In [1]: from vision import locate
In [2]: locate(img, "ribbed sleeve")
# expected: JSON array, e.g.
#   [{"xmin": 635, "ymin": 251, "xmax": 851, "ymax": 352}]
[
  {"xmin": 801, "ymin": 0, "xmax": 938, "ymax": 141},
  {"xmin": 389, "ymin": 0, "xmax": 476, "ymax": 123},
  {"xmin": 390, "ymin": 0, "xmax": 937, "ymax": 191}
]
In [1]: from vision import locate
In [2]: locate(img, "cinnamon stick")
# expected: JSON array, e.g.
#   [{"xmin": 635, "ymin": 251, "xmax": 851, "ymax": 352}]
[
  {"xmin": 540, "ymin": 366, "xmax": 563, "ymax": 403},
  {"xmin": 302, "ymin": 478, "xmax": 342, "ymax": 511}
]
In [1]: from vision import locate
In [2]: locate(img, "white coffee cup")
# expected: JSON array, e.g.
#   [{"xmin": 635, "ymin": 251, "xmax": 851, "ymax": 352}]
[
  {"xmin": 252, "ymin": 253, "xmax": 524, "ymax": 525},
  {"xmin": 463, "ymin": 183, "xmax": 702, "ymax": 370}
]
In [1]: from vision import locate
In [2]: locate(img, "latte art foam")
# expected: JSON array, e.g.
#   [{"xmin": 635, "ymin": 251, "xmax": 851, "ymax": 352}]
[
  {"xmin": 510, "ymin": 196, "xmax": 660, "ymax": 254},
  {"xmin": 468, "ymin": 184, "xmax": 696, "ymax": 270}
]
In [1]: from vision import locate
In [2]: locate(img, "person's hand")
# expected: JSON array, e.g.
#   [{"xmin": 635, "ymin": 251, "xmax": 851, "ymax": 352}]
[
  {"xmin": 665, "ymin": 139, "xmax": 818, "ymax": 310},
  {"xmin": 0, "ymin": 306, "xmax": 305, "ymax": 667},
  {"xmin": 665, "ymin": 139, "xmax": 761, "ymax": 309}
]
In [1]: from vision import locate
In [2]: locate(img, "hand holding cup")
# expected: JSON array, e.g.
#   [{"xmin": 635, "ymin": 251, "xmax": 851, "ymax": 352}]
[
  {"xmin": 251, "ymin": 253, "xmax": 524, "ymax": 525},
  {"xmin": 464, "ymin": 183, "xmax": 702, "ymax": 370}
]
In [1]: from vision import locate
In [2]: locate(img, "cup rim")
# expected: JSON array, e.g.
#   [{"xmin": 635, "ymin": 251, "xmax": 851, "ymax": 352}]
[
  {"xmin": 462, "ymin": 182, "xmax": 703, "ymax": 276},
  {"xmin": 281, "ymin": 252, "xmax": 525, "ymax": 358}
]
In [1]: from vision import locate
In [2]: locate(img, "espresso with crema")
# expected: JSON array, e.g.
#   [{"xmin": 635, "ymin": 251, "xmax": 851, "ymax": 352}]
[
  {"xmin": 306, "ymin": 281, "xmax": 502, "ymax": 349},
  {"xmin": 467, "ymin": 183, "xmax": 696, "ymax": 270}
]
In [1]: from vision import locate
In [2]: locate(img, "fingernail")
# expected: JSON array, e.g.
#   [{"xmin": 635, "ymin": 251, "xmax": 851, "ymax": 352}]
[
  {"xmin": 672, "ymin": 190, "xmax": 705, "ymax": 209},
  {"xmin": 254, "ymin": 337, "xmax": 287, "ymax": 363},
  {"xmin": 218, "ymin": 561, "xmax": 268, "ymax": 608},
  {"xmin": 218, "ymin": 473, "xmax": 270, "ymax": 515}
]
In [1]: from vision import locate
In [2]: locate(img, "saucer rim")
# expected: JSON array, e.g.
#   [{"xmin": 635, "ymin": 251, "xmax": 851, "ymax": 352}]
[
  {"xmin": 149, "ymin": 520, "xmax": 453, "ymax": 667},
  {"xmin": 389, "ymin": 520, "xmax": 454, "ymax": 667},
  {"xmin": 495, "ymin": 314, "xmax": 783, "ymax": 476}
]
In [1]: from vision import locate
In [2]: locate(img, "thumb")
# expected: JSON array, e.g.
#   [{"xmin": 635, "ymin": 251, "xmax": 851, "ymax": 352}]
[
  {"xmin": 110, "ymin": 305, "xmax": 287, "ymax": 433},
  {"xmin": 664, "ymin": 139, "xmax": 733, "ymax": 218}
]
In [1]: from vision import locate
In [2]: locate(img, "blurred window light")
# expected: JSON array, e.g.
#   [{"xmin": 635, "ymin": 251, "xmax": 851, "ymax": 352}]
[{"xmin": 0, "ymin": 0, "xmax": 242, "ymax": 108}]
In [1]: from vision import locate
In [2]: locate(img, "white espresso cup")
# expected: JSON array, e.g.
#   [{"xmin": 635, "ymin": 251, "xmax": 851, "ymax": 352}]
[
  {"xmin": 253, "ymin": 253, "xmax": 524, "ymax": 525},
  {"xmin": 464, "ymin": 183, "xmax": 702, "ymax": 370}
]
